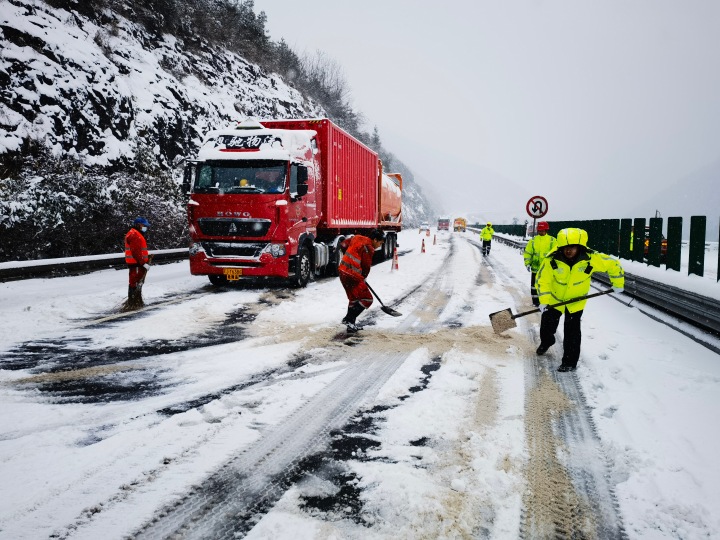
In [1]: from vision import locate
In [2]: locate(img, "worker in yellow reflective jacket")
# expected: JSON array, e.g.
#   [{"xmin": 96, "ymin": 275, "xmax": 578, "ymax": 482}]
[
  {"xmin": 480, "ymin": 222, "xmax": 494, "ymax": 255},
  {"xmin": 536, "ymin": 228, "xmax": 625, "ymax": 372},
  {"xmin": 523, "ymin": 221, "xmax": 557, "ymax": 306}
]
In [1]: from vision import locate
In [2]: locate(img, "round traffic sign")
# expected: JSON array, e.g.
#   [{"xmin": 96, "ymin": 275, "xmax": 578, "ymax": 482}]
[{"xmin": 526, "ymin": 196, "xmax": 548, "ymax": 218}]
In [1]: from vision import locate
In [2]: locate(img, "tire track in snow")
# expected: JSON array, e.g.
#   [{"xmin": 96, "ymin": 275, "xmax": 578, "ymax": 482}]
[
  {"xmin": 466, "ymin": 237, "xmax": 627, "ymax": 540},
  {"xmin": 129, "ymin": 243, "xmax": 458, "ymax": 540}
]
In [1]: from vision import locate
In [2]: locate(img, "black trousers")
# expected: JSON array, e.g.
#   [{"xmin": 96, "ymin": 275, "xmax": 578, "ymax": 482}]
[
  {"xmin": 530, "ymin": 272, "xmax": 539, "ymax": 306},
  {"xmin": 482, "ymin": 239, "xmax": 491, "ymax": 255},
  {"xmin": 539, "ymin": 307, "xmax": 584, "ymax": 367}
]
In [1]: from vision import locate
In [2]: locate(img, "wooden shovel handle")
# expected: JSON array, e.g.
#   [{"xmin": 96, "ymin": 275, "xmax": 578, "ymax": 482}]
[{"xmin": 512, "ymin": 289, "xmax": 614, "ymax": 320}]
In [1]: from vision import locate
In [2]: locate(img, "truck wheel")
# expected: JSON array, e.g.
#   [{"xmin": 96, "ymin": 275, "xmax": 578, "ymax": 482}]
[
  {"xmin": 328, "ymin": 246, "xmax": 342, "ymax": 277},
  {"xmin": 209, "ymin": 274, "xmax": 227, "ymax": 286},
  {"xmin": 291, "ymin": 247, "xmax": 311, "ymax": 288}
]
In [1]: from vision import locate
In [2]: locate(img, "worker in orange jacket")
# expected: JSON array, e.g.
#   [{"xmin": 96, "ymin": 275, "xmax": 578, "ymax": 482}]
[
  {"xmin": 338, "ymin": 229, "xmax": 385, "ymax": 333},
  {"xmin": 125, "ymin": 218, "xmax": 150, "ymax": 300}
]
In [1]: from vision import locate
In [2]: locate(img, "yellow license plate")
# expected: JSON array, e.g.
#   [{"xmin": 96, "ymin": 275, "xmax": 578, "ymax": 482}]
[{"xmin": 223, "ymin": 268, "xmax": 243, "ymax": 280}]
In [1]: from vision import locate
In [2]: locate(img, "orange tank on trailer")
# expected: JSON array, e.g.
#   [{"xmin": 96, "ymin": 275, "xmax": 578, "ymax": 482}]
[{"xmin": 378, "ymin": 162, "xmax": 402, "ymax": 227}]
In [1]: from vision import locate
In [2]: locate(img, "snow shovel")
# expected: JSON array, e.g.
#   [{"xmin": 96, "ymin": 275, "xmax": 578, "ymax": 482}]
[
  {"xmin": 365, "ymin": 281, "xmax": 402, "ymax": 317},
  {"xmin": 489, "ymin": 289, "xmax": 614, "ymax": 334}
]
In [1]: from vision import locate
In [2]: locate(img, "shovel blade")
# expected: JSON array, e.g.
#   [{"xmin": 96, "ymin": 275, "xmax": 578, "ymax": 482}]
[
  {"xmin": 489, "ymin": 308, "xmax": 517, "ymax": 334},
  {"xmin": 381, "ymin": 306, "xmax": 403, "ymax": 317}
]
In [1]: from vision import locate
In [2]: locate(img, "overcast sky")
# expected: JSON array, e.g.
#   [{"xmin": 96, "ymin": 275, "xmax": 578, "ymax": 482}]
[{"xmin": 255, "ymin": 0, "xmax": 720, "ymax": 224}]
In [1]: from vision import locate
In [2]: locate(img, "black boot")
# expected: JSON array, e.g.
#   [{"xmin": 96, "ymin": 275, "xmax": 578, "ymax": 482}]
[
  {"xmin": 536, "ymin": 342, "xmax": 553, "ymax": 355},
  {"xmin": 344, "ymin": 305, "xmax": 365, "ymax": 333},
  {"xmin": 557, "ymin": 365, "xmax": 576, "ymax": 372}
]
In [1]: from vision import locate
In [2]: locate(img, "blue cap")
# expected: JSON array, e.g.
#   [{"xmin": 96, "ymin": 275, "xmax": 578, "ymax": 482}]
[{"xmin": 134, "ymin": 218, "xmax": 150, "ymax": 226}]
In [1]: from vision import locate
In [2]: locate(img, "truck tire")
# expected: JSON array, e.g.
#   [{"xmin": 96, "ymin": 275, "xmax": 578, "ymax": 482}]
[
  {"xmin": 384, "ymin": 234, "xmax": 395, "ymax": 261},
  {"xmin": 209, "ymin": 274, "xmax": 227, "ymax": 286},
  {"xmin": 328, "ymin": 246, "xmax": 342, "ymax": 277},
  {"xmin": 291, "ymin": 247, "xmax": 311, "ymax": 288}
]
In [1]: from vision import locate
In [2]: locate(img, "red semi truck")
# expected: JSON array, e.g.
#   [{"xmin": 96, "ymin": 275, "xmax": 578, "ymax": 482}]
[{"xmin": 183, "ymin": 118, "xmax": 402, "ymax": 287}]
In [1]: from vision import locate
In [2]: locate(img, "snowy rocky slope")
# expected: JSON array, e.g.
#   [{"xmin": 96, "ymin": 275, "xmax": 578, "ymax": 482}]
[{"xmin": 0, "ymin": 0, "xmax": 436, "ymax": 259}]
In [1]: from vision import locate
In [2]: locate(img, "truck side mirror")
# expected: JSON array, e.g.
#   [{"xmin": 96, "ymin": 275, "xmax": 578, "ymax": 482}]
[
  {"xmin": 182, "ymin": 163, "xmax": 193, "ymax": 194},
  {"xmin": 297, "ymin": 166, "xmax": 308, "ymax": 185},
  {"xmin": 296, "ymin": 184, "xmax": 309, "ymax": 197}
]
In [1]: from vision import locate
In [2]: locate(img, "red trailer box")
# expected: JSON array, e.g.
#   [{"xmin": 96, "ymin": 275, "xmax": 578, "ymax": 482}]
[{"xmin": 184, "ymin": 118, "xmax": 402, "ymax": 287}]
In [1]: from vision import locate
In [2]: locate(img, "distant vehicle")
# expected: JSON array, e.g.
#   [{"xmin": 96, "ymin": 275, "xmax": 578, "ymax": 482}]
[
  {"xmin": 184, "ymin": 118, "xmax": 402, "ymax": 288},
  {"xmin": 420, "ymin": 221, "xmax": 430, "ymax": 231},
  {"xmin": 630, "ymin": 226, "xmax": 667, "ymax": 263},
  {"xmin": 438, "ymin": 217, "xmax": 450, "ymax": 231},
  {"xmin": 453, "ymin": 218, "xmax": 466, "ymax": 232}
]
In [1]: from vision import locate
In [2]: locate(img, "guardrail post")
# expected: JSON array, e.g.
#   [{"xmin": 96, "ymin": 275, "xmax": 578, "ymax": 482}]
[
  {"xmin": 633, "ymin": 218, "xmax": 646, "ymax": 262},
  {"xmin": 619, "ymin": 219, "xmax": 632, "ymax": 259},
  {"xmin": 606, "ymin": 219, "xmax": 620, "ymax": 256},
  {"xmin": 585, "ymin": 220, "xmax": 596, "ymax": 250},
  {"xmin": 688, "ymin": 215, "xmax": 706, "ymax": 277},
  {"xmin": 595, "ymin": 220, "xmax": 604, "ymax": 251},
  {"xmin": 666, "ymin": 217, "xmax": 682, "ymax": 272},
  {"xmin": 647, "ymin": 217, "xmax": 663, "ymax": 267}
]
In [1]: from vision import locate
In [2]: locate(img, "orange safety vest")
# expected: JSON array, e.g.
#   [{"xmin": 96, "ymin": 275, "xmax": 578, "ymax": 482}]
[
  {"xmin": 125, "ymin": 228, "xmax": 149, "ymax": 265},
  {"xmin": 339, "ymin": 236, "xmax": 374, "ymax": 279}
]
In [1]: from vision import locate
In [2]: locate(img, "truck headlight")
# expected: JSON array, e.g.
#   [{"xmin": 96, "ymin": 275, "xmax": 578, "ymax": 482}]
[
  {"xmin": 263, "ymin": 243, "xmax": 286, "ymax": 258},
  {"xmin": 189, "ymin": 242, "xmax": 200, "ymax": 256},
  {"xmin": 270, "ymin": 243, "xmax": 286, "ymax": 257}
]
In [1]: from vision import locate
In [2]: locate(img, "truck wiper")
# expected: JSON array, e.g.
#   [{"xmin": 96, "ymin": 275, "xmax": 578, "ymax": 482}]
[{"xmin": 228, "ymin": 187, "xmax": 264, "ymax": 193}]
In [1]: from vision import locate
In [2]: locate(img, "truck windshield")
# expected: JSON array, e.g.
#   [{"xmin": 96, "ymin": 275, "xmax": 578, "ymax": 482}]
[{"xmin": 194, "ymin": 160, "xmax": 287, "ymax": 194}]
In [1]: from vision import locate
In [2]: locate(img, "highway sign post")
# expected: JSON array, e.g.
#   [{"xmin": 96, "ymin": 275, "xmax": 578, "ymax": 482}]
[{"xmin": 526, "ymin": 196, "xmax": 548, "ymax": 237}]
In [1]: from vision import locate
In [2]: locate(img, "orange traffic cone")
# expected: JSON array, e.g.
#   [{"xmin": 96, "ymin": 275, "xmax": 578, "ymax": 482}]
[
  {"xmin": 433, "ymin": 234, "xmax": 436, "ymax": 245},
  {"xmin": 421, "ymin": 239, "xmax": 426, "ymax": 253},
  {"xmin": 392, "ymin": 247, "xmax": 399, "ymax": 271},
  {"xmin": 418, "ymin": 228, "xmax": 421, "ymax": 234},
  {"xmin": 426, "ymin": 229, "xmax": 430, "ymax": 237}
]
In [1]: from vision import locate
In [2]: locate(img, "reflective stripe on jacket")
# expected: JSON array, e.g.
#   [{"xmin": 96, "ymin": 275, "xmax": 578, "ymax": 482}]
[
  {"xmin": 125, "ymin": 228, "xmax": 149, "ymax": 265},
  {"xmin": 523, "ymin": 234, "xmax": 557, "ymax": 272},
  {"xmin": 536, "ymin": 250, "xmax": 625, "ymax": 313},
  {"xmin": 339, "ymin": 235, "xmax": 374, "ymax": 279},
  {"xmin": 480, "ymin": 226, "xmax": 494, "ymax": 240}
]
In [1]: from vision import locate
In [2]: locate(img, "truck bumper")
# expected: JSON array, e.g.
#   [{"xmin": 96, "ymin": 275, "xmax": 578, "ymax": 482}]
[{"xmin": 190, "ymin": 252, "xmax": 290, "ymax": 278}]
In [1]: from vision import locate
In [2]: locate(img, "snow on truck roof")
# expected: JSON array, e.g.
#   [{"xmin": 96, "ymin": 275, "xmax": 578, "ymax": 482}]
[{"xmin": 199, "ymin": 119, "xmax": 317, "ymax": 163}]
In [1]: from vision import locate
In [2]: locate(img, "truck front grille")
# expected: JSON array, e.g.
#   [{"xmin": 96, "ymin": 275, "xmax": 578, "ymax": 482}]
[
  {"xmin": 197, "ymin": 218, "xmax": 271, "ymax": 238},
  {"xmin": 201, "ymin": 242, "xmax": 267, "ymax": 258}
]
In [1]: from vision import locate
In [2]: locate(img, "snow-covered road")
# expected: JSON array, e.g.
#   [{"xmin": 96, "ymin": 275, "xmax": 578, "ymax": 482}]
[{"xmin": 1, "ymin": 231, "xmax": 719, "ymax": 539}]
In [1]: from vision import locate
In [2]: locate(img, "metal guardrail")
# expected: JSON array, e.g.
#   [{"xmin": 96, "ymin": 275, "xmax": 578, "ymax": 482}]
[
  {"xmin": 592, "ymin": 271, "xmax": 720, "ymax": 334},
  {"xmin": 0, "ymin": 248, "xmax": 189, "ymax": 282},
  {"xmin": 492, "ymin": 234, "xmax": 528, "ymax": 250}
]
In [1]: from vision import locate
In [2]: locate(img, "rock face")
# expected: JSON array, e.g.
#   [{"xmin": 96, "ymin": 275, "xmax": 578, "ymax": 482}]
[
  {"xmin": 0, "ymin": 0, "xmax": 322, "ymax": 169},
  {"xmin": 0, "ymin": 0, "xmax": 437, "ymax": 261}
]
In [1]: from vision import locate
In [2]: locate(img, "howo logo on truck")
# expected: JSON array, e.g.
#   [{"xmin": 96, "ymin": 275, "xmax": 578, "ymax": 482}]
[{"xmin": 218, "ymin": 211, "xmax": 251, "ymax": 217}]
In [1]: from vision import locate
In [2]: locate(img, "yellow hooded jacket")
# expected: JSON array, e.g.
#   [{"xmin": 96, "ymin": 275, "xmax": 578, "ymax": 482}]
[
  {"xmin": 536, "ymin": 228, "xmax": 625, "ymax": 313},
  {"xmin": 480, "ymin": 226, "xmax": 494, "ymax": 240},
  {"xmin": 537, "ymin": 249, "xmax": 625, "ymax": 313},
  {"xmin": 523, "ymin": 234, "xmax": 557, "ymax": 272}
]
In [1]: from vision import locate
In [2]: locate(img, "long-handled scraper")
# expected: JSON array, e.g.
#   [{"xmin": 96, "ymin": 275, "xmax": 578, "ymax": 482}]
[
  {"xmin": 489, "ymin": 289, "xmax": 614, "ymax": 334},
  {"xmin": 365, "ymin": 281, "xmax": 402, "ymax": 317}
]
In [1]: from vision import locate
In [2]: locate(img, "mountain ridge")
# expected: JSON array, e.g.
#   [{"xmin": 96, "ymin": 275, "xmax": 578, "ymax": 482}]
[{"xmin": 0, "ymin": 0, "xmax": 435, "ymax": 261}]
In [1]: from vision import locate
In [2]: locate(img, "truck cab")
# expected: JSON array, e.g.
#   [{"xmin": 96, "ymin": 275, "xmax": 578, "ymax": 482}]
[{"xmin": 185, "ymin": 119, "xmax": 320, "ymax": 286}]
